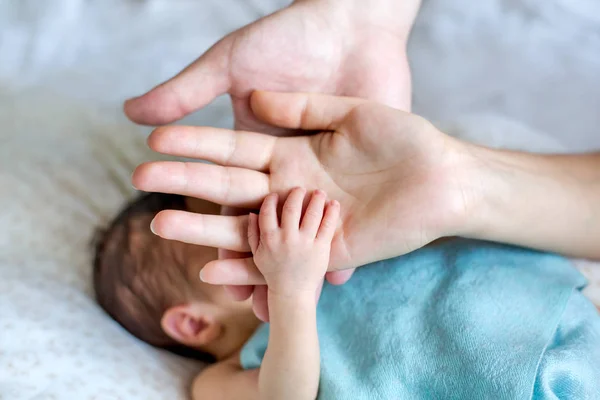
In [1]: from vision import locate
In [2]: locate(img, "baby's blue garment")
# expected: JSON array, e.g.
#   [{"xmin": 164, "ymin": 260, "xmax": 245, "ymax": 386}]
[
  {"xmin": 240, "ymin": 239, "xmax": 600, "ymax": 399},
  {"xmin": 534, "ymin": 291, "xmax": 600, "ymax": 399}
]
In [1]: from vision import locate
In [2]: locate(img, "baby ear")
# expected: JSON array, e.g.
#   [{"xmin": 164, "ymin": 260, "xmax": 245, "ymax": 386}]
[{"xmin": 161, "ymin": 304, "xmax": 222, "ymax": 347}]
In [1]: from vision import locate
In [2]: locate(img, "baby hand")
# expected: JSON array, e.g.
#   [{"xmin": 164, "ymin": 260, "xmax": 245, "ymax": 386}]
[{"xmin": 248, "ymin": 187, "xmax": 340, "ymax": 297}]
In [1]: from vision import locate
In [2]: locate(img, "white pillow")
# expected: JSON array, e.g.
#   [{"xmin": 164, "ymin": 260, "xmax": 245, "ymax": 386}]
[{"xmin": 0, "ymin": 87, "xmax": 200, "ymax": 399}]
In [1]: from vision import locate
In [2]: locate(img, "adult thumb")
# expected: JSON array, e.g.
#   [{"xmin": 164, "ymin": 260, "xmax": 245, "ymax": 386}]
[{"xmin": 124, "ymin": 39, "xmax": 232, "ymax": 126}]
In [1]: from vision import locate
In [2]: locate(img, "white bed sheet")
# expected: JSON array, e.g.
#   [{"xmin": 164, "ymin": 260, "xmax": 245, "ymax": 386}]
[{"xmin": 1, "ymin": 0, "xmax": 599, "ymax": 398}]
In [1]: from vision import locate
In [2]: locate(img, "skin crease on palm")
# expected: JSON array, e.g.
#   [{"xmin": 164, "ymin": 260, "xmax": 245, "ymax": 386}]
[
  {"xmin": 124, "ymin": 0, "xmax": 422, "ymax": 318},
  {"xmin": 132, "ymin": 92, "xmax": 473, "ymax": 291}
]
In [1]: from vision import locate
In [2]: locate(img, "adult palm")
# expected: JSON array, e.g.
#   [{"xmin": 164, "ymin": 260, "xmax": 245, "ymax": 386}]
[
  {"xmin": 123, "ymin": 0, "xmax": 413, "ymax": 132},
  {"xmin": 133, "ymin": 92, "xmax": 470, "ymax": 287}
]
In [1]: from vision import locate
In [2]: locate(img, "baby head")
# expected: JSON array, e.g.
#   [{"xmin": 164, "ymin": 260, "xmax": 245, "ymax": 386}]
[{"xmin": 92, "ymin": 192, "xmax": 259, "ymax": 362}]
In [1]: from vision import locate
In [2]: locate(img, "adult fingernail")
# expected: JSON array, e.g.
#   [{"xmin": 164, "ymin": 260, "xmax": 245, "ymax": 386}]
[
  {"xmin": 149, "ymin": 219, "xmax": 157, "ymax": 234},
  {"xmin": 130, "ymin": 170, "xmax": 138, "ymax": 189}
]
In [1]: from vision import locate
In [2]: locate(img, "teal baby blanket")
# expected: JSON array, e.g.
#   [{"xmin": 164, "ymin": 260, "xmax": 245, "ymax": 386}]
[{"xmin": 241, "ymin": 240, "xmax": 600, "ymax": 399}]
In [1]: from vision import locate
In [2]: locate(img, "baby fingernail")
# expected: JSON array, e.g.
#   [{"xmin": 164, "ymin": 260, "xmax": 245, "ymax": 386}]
[{"xmin": 149, "ymin": 219, "xmax": 156, "ymax": 234}]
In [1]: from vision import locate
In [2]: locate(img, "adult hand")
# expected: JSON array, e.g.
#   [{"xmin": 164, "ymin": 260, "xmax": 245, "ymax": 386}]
[
  {"xmin": 123, "ymin": 0, "xmax": 418, "ymax": 132},
  {"xmin": 133, "ymin": 91, "xmax": 475, "ymax": 286},
  {"xmin": 125, "ymin": 0, "xmax": 421, "ymax": 303}
]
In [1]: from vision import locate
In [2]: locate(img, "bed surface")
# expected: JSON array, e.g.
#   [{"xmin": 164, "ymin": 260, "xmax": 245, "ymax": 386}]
[{"xmin": 1, "ymin": 0, "xmax": 599, "ymax": 398}]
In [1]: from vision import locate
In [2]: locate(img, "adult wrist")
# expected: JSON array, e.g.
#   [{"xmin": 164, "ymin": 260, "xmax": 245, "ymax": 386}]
[
  {"xmin": 431, "ymin": 138, "xmax": 499, "ymax": 241},
  {"xmin": 448, "ymin": 143, "xmax": 550, "ymax": 246}
]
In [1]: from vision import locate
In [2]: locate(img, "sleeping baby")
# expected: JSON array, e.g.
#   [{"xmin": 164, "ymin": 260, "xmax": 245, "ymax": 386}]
[{"xmin": 93, "ymin": 190, "xmax": 600, "ymax": 399}]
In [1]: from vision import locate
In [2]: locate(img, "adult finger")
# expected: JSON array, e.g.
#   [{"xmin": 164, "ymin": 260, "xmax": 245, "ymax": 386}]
[
  {"xmin": 247, "ymin": 213, "xmax": 260, "ymax": 254},
  {"xmin": 250, "ymin": 91, "xmax": 367, "ymax": 131},
  {"xmin": 151, "ymin": 211, "xmax": 250, "ymax": 252},
  {"xmin": 252, "ymin": 285, "xmax": 269, "ymax": 322},
  {"xmin": 224, "ymin": 285, "xmax": 254, "ymax": 301},
  {"xmin": 124, "ymin": 38, "xmax": 232, "ymax": 125},
  {"xmin": 219, "ymin": 246, "xmax": 254, "ymax": 301},
  {"xmin": 200, "ymin": 258, "xmax": 267, "ymax": 285},
  {"xmin": 132, "ymin": 161, "xmax": 270, "ymax": 208},
  {"xmin": 325, "ymin": 269, "xmax": 355, "ymax": 286},
  {"xmin": 148, "ymin": 126, "xmax": 276, "ymax": 172}
]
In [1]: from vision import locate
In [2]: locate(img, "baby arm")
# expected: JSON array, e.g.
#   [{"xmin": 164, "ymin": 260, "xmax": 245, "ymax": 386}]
[
  {"xmin": 248, "ymin": 188, "xmax": 340, "ymax": 400},
  {"xmin": 192, "ymin": 352, "xmax": 259, "ymax": 400}
]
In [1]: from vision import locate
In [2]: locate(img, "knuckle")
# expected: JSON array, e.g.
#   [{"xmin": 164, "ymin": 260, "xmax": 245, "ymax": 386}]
[
  {"xmin": 181, "ymin": 162, "xmax": 196, "ymax": 193},
  {"xmin": 224, "ymin": 131, "xmax": 238, "ymax": 166},
  {"xmin": 320, "ymin": 219, "xmax": 333, "ymax": 230},
  {"xmin": 298, "ymin": 234, "xmax": 314, "ymax": 245},
  {"xmin": 284, "ymin": 234, "xmax": 310, "ymax": 250},
  {"xmin": 281, "ymin": 230, "xmax": 298, "ymax": 241},
  {"xmin": 261, "ymin": 204, "xmax": 276, "ymax": 215},
  {"xmin": 282, "ymin": 204, "xmax": 298, "ymax": 214},
  {"xmin": 285, "ymin": 237, "xmax": 311, "ymax": 254},
  {"xmin": 219, "ymin": 169, "xmax": 233, "ymax": 202},
  {"xmin": 260, "ymin": 229, "xmax": 279, "ymax": 244},
  {"xmin": 304, "ymin": 209, "xmax": 321, "ymax": 219}
]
